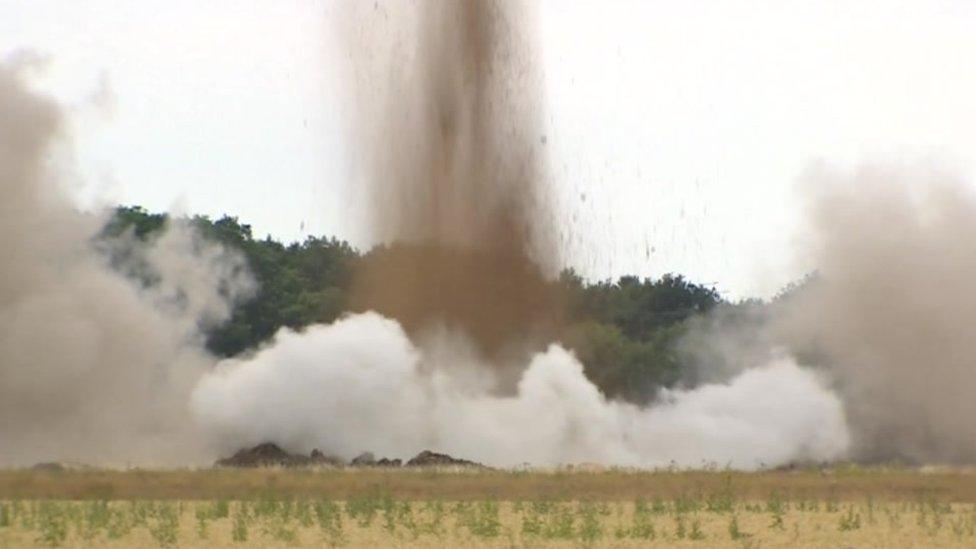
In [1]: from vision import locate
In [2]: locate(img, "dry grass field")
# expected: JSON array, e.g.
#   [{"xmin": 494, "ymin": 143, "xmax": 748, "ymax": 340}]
[{"xmin": 2, "ymin": 466, "xmax": 976, "ymax": 547}]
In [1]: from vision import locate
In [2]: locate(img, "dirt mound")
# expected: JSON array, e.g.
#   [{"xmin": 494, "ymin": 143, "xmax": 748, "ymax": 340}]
[
  {"xmin": 405, "ymin": 450, "xmax": 484, "ymax": 468},
  {"xmin": 350, "ymin": 451, "xmax": 376, "ymax": 466},
  {"xmin": 350, "ymin": 452, "xmax": 402, "ymax": 467},
  {"xmin": 310, "ymin": 449, "xmax": 345, "ymax": 467},
  {"xmin": 215, "ymin": 443, "xmax": 305, "ymax": 467},
  {"xmin": 215, "ymin": 445, "xmax": 481, "ymax": 469},
  {"xmin": 216, "ymin": 443, "xmax": 343, "ymax": 468}
]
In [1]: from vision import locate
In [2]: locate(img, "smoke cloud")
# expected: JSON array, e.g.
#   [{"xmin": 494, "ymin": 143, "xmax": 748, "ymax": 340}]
[
  {"xmin": 0, "ymin": 54, "xmax": 252, "ymax": 466},
  {"xmin": 781, "ymin": 164, "xmax": 976, "ymax": 464},
  {"xmin": 680, "ymin": 163, "xmax": 976, "ymax": 465},
  {"xmin": 193, "ymin": 312, "xmax": 848, "ymax": 468}
]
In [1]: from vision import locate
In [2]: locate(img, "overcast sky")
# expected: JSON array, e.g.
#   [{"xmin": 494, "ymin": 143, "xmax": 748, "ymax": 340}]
[{"xmin": 4, "ymin": 0, "xmax": 975, "ymax": 298}]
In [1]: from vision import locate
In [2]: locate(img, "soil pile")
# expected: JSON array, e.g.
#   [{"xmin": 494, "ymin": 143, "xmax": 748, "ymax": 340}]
[
  {"xmin": 216, "ymin": 443, "xmax": 342, "ymax": 468},
  {"xmin": 215, "ymin": 444, "xmax": 482, "ymax": 468},
  {"xmin": 405, "ymin": 450, "xmax": 484, "ymax": 468},
  {"xmin": 350, "ymin": 452, "xmax": 402, "ymax": 467}
]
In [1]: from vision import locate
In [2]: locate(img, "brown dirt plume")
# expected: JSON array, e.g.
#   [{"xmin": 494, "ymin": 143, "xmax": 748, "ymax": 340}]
[{"xmin": 342, "ymin": 0, "xmax": 561, "ymax": 360}]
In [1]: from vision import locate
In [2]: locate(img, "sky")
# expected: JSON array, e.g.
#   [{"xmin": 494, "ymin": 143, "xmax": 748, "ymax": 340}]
[{"xmin": 3, "ymin": 0, "xmax": 976, "ymax": 298}]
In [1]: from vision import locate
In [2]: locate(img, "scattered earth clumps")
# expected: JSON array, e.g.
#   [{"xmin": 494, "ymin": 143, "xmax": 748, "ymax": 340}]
[
  {"xmin": 29, "ymin": 462, "xmax": 94, "ymax": 472},
  {"xmin": 215, "ymin": 443, "xmax": 342, "ymax": 468},
  {"xmin": 309, "ymin": 449, "xmax": 345, "ymax": 467},
  {"xmin": 350, "ymin": 452, "xmax": 403, "ymax": 467},
  {"xmin": 349, "ymin": 451, "xmax": 375, "ymax": 466},
  {"xmin": 215, "ymin": 443, "xmax": 483, "ymax": 469}
]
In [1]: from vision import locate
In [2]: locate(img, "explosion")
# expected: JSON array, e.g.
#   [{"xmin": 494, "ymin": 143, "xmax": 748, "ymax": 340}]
[{"xmin": 7, "ymin": 1, "xmax": 974, "ymax": 470}]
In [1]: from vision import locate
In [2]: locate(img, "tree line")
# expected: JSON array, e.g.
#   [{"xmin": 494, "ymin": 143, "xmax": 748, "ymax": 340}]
[{"xmin": 104, "ymin": 206, "xmax": 727, "ymax": 403}]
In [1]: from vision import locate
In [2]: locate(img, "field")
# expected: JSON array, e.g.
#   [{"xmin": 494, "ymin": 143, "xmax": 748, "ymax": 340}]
[{"xmin": 2, "ymin": 467, "xmax": 976, "ymax": 547}]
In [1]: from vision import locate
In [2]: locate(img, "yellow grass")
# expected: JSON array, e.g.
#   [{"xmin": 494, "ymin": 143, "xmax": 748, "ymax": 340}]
[
  {"xmin": 2, "ymin": 467, "xmax": 976, "ymax": 547},
  {"xmin": 1, "ymin": 498, "xmax": 975, "ymax": 547}
]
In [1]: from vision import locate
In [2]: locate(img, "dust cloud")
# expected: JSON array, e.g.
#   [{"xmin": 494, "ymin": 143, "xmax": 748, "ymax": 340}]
[
  {"xmin": 680, "ymin": 162, "xmax": 976, "ymax": 465},
  {"xmin": 0, "ymin": 53, "xmax": 252, "ymax": 466},
  {"xmin": 782, "ymin": 164, "xmax": 976, "ymax": 464}
]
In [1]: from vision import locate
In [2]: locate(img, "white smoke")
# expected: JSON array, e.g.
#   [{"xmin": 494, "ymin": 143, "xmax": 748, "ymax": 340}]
[{"xmin": 192, "ymin": 312, "xmax": 849, "ymax": 469}]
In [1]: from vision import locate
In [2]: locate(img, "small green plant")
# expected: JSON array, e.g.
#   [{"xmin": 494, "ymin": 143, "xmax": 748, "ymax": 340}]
[
  {"xmin": 295, "ymin": 499, "xmax": 313, "ymax": 528},
  {"xmin": 707, "ymin": 492, "xmax": 735, "ymax": 513},
  {"xmin": 521, "ymin": 505, "xmax": 543, "ymax": 537},
  {"xmin": 765, "ymin": 492, "xmax": 786, "ymax": 514},
  {"xmin": 81, "ymin": 500, "xmax": 110, "ymax": 540},
  {"xmin": 689, "ymin": 517, "xmax": 706, "ymax": 540},
  {"xmin": 543, "ymin": 505, "xmax": 575, "ymax": 540},
  {"xmin": 314, "ymin": 499, "xmax": 344, "ymax": 545},
  {"xmin": 232, "ymin": 507, "xmax": 249, "ymax": 543},
  {"xmin": 253, "ymin": 494, "xmax": 280, "ymax": 519},
  {"xmin": 464, "ymin": 500, "xmax": 501, "ymax": 539},
  {"xmin": 106, "ymin": 508, "xmax": 132, "ymax": 540},
  {"xmin": 266, "ymin": 521, "xmax": 297, "ymax": 543},
  {"xmin": 211, "ymin": 499, "xmax": 230, "ymax": 519},
  {"xmin": 634, "ymin": 497, "xmax": 648, "ymax": 515},
  {"xmin": 632, "ymin": 517, "xmax": 657, "ymax": 540},
  {"xmin": 743, "ymin": 502, "xmax": 762, "ymax": 513},
  {"xmin": 729, "ymin": 514, "xmax": 749, "ymax": 540},
  {"xmin": 419, "ymin": 500, "xmax": 445, "ymax": 538},
  {"xmin": 36, "ymin": 502, "xmax": 68, "ymax": 547},
  {"xmin": 531, "ymin": 499, "xmax": 556, "ymax": 514},
  {"xmin": 622, "ymin": 498, "xmax": 656, "ymax": 540},
  {"xmin": 346, "ymin": 492, "xmax": 382, "ymax": 527},
  {"xmin": 126, "ymin": 501, "xmax": 144, "ymax": 528},
  {"xmin": 195, "ymin": 506, "xmax": 210, "ymax": 539},
  {"xmin": 839, "ymin": 506, "xmax": 862, "ymax": 532},
  {"xmin": 578, "ymin": 503, "xmax": 604, "ymax": 544},
  {"xmin": 381, "ymin": 495, "xmax": 398, "ymax": 535},
  {"xmin": 675, "ymin": 515, "xmax": 687, "ymax": 539},
  {"xmin": 148, "ymin": 502, "xmax": 180, "ymax": 547},
  {"xmin": 951, "ymin": 516, "xmax": 968, "ymax": 539},
  {"xmin": 928, "ymin": 499, "xmax": 952, "ymax": 515},
  {"xmin": 673, "ymin": 495, "xmax": 701, "ymax": 514}
]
